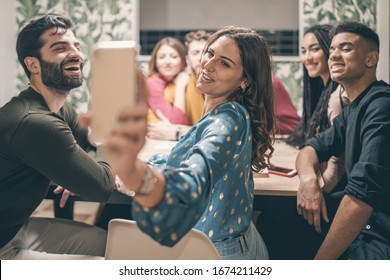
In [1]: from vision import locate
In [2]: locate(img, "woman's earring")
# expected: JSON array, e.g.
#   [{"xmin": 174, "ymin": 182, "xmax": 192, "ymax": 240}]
[{"xmin": 241, "ymin": 81, "xmax": 249, "ymax": 91}]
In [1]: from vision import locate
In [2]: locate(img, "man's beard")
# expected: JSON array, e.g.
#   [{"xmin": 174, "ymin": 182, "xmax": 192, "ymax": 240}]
[{"xmin": 40, "ymin": 58, "xmax": 83, "ymax": 92}]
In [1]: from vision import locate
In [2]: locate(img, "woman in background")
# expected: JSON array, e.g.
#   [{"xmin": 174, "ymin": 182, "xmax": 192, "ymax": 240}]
[
  {"xmin": 287, "ymin": 24, "xmax": 349, "ymax": 192},
  {"xmin": 105, "ymin": 26, "xmax": 275, "ymax": 259},
  {"xmin": 288, "ymin": 25, "xmax": 342, "ymax": 146},
  {"xmin": 147, "ymin": 37, "xmax": 189, "ymax": 125}
]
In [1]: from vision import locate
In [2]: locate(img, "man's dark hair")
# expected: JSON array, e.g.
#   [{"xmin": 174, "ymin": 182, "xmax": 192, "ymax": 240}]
[
  {"xmin": 16, "ymin": 12, "xmax": 75, "ymax": 78},
  {"xmin": 331, "ymin": 22, "xmax": 380, "ymax": 52}
]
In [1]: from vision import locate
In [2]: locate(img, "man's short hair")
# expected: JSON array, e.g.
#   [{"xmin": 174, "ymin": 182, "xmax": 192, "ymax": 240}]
[
  {"xmin": 16, "ymin": 12, "xmax": 75, "ymax": 78},
  {"xmin": 184, "ymin": 30, "xmax": 211, "ymax": 49},
  {"xmin": 330, "ymin": 22, "xmax": 380, "ymax": 52}
]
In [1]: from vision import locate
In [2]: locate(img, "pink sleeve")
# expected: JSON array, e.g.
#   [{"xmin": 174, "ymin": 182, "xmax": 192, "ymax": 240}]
[
  {"xmin": 272, "ymin": 76, "xmax": 300, "ymax": 134},
  {"xmin": 146, "ymin": 75, "xmax": 188, "ymax": 125}
]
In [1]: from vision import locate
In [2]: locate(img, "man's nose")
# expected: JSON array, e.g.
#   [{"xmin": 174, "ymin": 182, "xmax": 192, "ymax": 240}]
[
  {"xmin": 69, "ymin": 46, "xmax": 83, "ymax": 61},
  {"xmin": 329, "ymin": 48, "xmax": 341, "ymax": 60}
]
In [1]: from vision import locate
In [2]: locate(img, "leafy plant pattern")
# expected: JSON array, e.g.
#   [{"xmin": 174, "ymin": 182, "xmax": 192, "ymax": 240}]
[
  {"xmin": 303, "ymin": 0, "xmax": 377, "ymax": 31},
  {"xmin": 284, "ymin": 0, "xmax": 378, "ymax": 115}
]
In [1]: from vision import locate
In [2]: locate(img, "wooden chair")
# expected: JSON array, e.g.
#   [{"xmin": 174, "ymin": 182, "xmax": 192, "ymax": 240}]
[{"xmin": 104, "ymin": 218, "xmax": 220, "ymax": 260}]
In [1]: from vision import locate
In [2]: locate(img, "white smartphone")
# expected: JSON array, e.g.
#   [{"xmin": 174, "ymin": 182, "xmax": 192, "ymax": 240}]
[{"xmin": 89, "ymin": 40, "xmax": 138, "ymax": 143}]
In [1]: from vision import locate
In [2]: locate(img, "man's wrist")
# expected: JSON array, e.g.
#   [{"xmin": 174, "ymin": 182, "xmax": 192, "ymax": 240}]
[{"xmin": 300, "ymin": 173, "xmax": 321, "ymax": 188}]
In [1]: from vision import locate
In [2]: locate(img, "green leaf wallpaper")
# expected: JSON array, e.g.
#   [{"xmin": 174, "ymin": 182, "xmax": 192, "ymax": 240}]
[
  {"xmin": 303, "ymin": 0, "xmax": 377, "ymax": 31},
  {"xmin": 15, "ymin": 0, "xmax": 137, "ymax": 112},
  {"xmin": 286, "ymin": 0, "xmax": 379, "ymax": 114}
]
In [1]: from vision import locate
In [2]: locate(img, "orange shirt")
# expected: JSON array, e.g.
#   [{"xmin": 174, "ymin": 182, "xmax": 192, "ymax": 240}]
[{"xmin": 185, "ymin": 73, "xmax": 204, "ymax": 125}]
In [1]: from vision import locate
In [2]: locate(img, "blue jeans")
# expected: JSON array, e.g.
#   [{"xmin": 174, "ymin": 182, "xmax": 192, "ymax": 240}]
[{"xmin": 213, "ymin": 222, "xmax": 269, "ymax": 260}]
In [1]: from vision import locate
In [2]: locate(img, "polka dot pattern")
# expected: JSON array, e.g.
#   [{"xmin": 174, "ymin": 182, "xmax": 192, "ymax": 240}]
[{"xmin": 132, "ymin": 101, "xmax": 254, "ymax": 245}]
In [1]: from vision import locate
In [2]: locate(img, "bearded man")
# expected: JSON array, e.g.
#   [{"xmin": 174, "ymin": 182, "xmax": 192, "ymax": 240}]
[{"xmin": 0, "ymin": 12, "xmax": 115, "ymax": 259}]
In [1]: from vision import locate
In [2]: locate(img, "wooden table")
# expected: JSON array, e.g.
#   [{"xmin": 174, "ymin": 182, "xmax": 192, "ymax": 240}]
[
  {"xmin": 254, "ymin": 140, "xmax": 299, "ymax": 196},
  {"xmin": 140, "ymin": 138, "xmax": 300, "ymax": 197}
]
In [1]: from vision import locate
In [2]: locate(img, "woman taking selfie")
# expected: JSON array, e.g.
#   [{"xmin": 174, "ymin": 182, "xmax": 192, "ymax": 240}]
[{"xmin": 105, "ymin": 26, "xmax": 275, "ymax": 260}]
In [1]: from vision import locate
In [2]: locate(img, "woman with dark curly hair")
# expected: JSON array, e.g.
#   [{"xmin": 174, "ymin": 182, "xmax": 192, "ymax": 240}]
[{"xmin": 104, "ymin": 26, "xmax": 275, "ymax": 259}]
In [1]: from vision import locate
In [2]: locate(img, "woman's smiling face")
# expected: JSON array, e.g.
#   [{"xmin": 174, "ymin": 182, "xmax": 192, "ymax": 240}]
[
  {"xmin": 155, "ymin": 44, "xmax": 183, "ymax": 81},
  {"xmin": 301, "ymin": 32, "xmax": 329, "ymax": 83},
  {"xmin": 196, "ymin": 35, "xmax": 245, "ymax": 100}
]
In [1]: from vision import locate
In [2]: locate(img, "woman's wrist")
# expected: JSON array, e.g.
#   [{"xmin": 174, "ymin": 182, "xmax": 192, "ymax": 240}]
[
  {"xmin": 116, "ymin": 159, "xmax": 166, "ymax": 207},
  {"xmin": 120, "ymin": 160, "xmax": 147, "ymax": 194},
  {"xmin": 175, "ymin": 126, "xmax": 182, "ymax": 141},
  {"xmin": 125, "ymin": 164, "xmax": 157, "ymax": 197}
]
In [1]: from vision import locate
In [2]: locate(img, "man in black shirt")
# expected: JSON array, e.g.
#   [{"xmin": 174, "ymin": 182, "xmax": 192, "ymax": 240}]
[
  {"xmin": 296, "ymin": 22, "xmax": 390, "ymax": 259},
  {"xmin": 0, "ymin": 12, "xmax": 115, "ymax": 259}
]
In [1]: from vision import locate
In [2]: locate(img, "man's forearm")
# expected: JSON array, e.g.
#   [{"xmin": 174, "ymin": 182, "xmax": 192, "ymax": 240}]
[{"xmin": 296, "ymin": 145, "xmax": 320, "ymax": 183}]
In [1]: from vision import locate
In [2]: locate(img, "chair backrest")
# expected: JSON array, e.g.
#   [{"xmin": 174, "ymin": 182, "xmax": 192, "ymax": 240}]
[{"xmin": 104, "ymin": 218, "xmax": 220, "ymax": 260}]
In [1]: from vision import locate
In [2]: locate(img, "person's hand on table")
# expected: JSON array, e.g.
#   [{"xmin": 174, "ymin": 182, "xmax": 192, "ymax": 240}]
[
  {"xmin": 297, "ymin": 176, "xmax": 329, "ymax": 233},
  {"xmin": 148, "ymin": 110, "xmax": 189, "ymax": 141},
  {"xmin": 148, "ymin": 121, "xmax": 178, "ymax": 140},
  {"xmin": 148, "ymin": 111, "xmax": 177, "ymax": 140},
  {"xmin": 53, "ymin": 186, "xmax": 75, "ymax": 208}
]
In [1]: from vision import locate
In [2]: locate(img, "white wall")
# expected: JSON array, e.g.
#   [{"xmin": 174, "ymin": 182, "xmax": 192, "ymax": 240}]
[
  {"xmin": 377, "ymin": 0, "xmax": 389, "ymax": 83},
  {"xmin": 140, "ymin": 0, "xmax": 299, "ymax": 30},
  {"xmin": 0, "ymin": 0, "xmax": 16, "ymax": 106}
]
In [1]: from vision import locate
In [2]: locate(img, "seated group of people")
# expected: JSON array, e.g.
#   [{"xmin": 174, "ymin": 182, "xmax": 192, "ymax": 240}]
[{"xmin": 0, "ymin": 11, "xmax": 389, "ymax": 260}]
